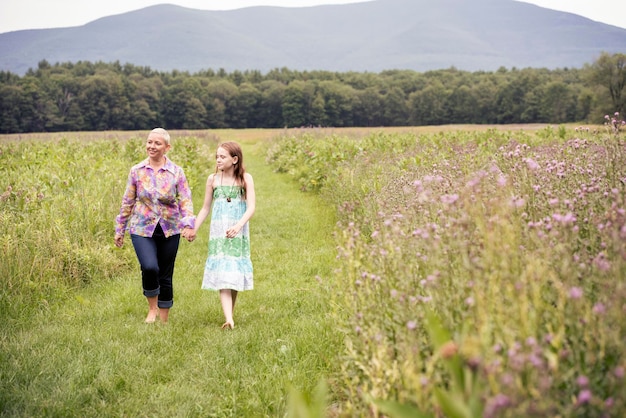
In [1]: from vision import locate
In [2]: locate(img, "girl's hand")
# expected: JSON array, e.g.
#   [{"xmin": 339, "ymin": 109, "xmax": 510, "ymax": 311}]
[{"xmin": 225, "ymin": 225, "xmax": 241, "ymax": 238}]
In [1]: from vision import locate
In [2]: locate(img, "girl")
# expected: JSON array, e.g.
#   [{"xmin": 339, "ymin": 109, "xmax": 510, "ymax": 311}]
[{"xmin": 189, "ymin": 142, "xmax": 255, "ymax": 329}]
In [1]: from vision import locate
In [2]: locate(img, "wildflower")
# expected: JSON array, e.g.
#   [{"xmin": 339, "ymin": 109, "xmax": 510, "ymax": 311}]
[
  {"xmin": 440, "ymin": 341, "xmax": 458, "ymax": 359},
  {"xmin": 528, "ymin": 353, "xmax": 543, "ymax": 368},
  {"xmin": 467, "ymin": 357, "xmax": 481, "ymax": 371},
  {"xmin": 593, "ymin": 252, "xmax": 611, "ymax": 272},
  {"xmin": 407, "ymin": 320, "xmax": 417, "ymax": 330},
  {"xmin": 576, "ymin": 389, "xmax": 592, "ymax": 405},
  {"xmin": 465, "ymin": 296, "xmax": 474, "ymax": 306},
  {"xmin": 524, "ymin": 158, "xmax": 540, "ymax": 171},
  {"xmin": 552, "ymin": 212, "xmax": 576, "ymax": 224},
  {"xmin": 440, "ymin": 193, "xmax": 459, "ymax": 205},
  {"xmin": 492, "ymin": 393, "xmax": 511, "ymax": 409},
  {"xmin": 498, "ymin": 375, "xmax": 514, "ymax": 390},
  {"xmin": 576, "ymin": 375, "xmax": 589, "ymax": 387},
  {"xmin": 614, "ymin": 366, "xmax": 625, "ymax": 379},
  {"xmin": 592, "ymin": 303, "xmax": 606, "ymax": 315},
  {"xmin": 569, "ymin": 287, "xmax": 583, "ymax": 299},
  {"xmin": 511, "ymin": 197, "xmax": 525, "ymax": 208}
]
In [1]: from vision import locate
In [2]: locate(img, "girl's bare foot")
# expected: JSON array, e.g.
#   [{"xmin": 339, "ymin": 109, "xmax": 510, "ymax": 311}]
[{"xmin": 221, "ymin": 321, "xmax": 234, "ymax": 330}]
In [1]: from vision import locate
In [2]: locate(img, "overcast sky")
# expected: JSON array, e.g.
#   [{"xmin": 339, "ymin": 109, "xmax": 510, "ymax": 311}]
[{"xmin": 1, "ymin": 0, "xmax": 625, "ymax": 33}]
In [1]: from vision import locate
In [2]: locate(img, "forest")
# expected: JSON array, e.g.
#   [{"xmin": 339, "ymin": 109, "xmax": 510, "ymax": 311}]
[{"xmin": 0, "ymin": 52, "xmax": 624, "ymax": 133}]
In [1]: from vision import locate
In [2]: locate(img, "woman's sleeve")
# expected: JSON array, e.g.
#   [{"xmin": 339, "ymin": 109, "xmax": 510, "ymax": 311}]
[
  {"xmin": 115, "ymin": 169, "xmax": 136, "ymax": 236},
  {"xmin": 177, "ymin": 168, "xmax": 195, "ymax": 229}
]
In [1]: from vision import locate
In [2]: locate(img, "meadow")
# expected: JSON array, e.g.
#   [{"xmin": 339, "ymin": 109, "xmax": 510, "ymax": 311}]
[
  {"xmin": 1, "ymin": 119, "xmax": 625, "ymax": 417},
  {"xmin": 0, "ymin": 129, "xmax": 338, "ymax": 417}
]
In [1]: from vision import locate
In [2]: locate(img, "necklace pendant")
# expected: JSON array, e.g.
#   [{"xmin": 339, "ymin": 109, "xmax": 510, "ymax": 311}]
[{"xmin": 226, "ymin": 197, "xmax": 231, "ymax": 202}]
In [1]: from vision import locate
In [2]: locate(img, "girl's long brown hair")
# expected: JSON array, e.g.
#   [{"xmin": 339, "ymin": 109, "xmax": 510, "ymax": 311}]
[{"xmin": 216, "ymin": 141, "xmax": 247, "ymax": 199}]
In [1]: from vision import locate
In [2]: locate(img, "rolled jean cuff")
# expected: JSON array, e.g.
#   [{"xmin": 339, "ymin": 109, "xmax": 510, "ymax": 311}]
[
  {"xmin": 158, "ymin": 299, "xmax": 173, "ymax": 309},
  {"xmin": 143, "ymin": 287, "xmax": 159, "ymax": 298}
]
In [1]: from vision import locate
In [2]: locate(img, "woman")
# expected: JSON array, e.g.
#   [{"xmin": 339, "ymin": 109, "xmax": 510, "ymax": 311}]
[
  {"xmin": 114, "ymin": 128, "xmax": 194, "ymax": 323},
  {"xmin": 188, "ymin": 142, "xmax": 255, "ymax": 329}
]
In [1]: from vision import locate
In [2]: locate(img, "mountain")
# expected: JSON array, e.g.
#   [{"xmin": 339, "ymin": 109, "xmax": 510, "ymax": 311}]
[{"xmin": 1, "ymin": 0, "xmax": 625, "ymax": 75}]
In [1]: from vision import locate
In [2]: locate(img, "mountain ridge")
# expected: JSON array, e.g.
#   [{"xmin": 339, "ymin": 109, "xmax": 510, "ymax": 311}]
[{"xmin": 1, "ymin": 0, "xmax": 625, "ymax": 75}]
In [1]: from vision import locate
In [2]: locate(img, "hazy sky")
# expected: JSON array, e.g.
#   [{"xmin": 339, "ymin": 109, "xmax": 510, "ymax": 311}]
[{"xmin": 1, "ymin": 0, "xmax": 625, "ymax": 33}]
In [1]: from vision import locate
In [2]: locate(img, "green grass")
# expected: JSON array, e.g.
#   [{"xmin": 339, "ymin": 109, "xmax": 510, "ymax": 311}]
[
  {"xmin": 0, "ymin": 134, "xmax": 340, "ymax": 417},
  {"xmin": 7, "ymin": 124, "xmax": 623, "ymax": 417}
]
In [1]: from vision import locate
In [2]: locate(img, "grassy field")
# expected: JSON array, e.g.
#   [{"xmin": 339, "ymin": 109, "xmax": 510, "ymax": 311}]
[
  {"xmin": 2, "ymin": 121, "xmax": 624, "ymax": 417},
  {"xmin": 0, "ymin": 130, "xmax": 340, "ymax": 417}
]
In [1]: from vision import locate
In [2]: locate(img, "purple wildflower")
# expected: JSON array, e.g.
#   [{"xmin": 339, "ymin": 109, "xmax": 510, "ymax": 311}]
[
  {"xmin": 552, "ymin": 212, "xmax": 576, "ymax": 224},
  {"xmin": 577, "ymin": 389, "xmax": 592, "ymax": 405},
  {"xmin": 592, "ymin": 303, "xmax": 606, "ymax": 315},
  {"xmin": 524, "ymin": 158, "xmax": 540, "ymax": 171},
  {"xmin": 441, "ymin": 193, "xmax": 459, "ymax": 205},
  {"xmin": 569, "ymin": 287, "xmax": 583, "ymax": 299}
]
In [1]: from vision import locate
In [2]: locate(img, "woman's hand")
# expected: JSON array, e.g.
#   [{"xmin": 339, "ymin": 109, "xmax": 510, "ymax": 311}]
[
  {"xmin": 182, "ymin": 227, "xmax": 196, "ymax": 242},
  {"xmin": 114, "ymin": 233, "xmax": 124, "ymax": 248}
]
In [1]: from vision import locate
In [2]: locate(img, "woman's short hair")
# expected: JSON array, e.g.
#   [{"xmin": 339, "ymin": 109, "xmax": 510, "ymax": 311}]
[{"xmin": 150, "ymin": 127, "xmax": 171, "ymax": 145}]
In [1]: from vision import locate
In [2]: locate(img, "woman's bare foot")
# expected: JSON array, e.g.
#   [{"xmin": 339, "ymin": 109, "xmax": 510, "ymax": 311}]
[
  {"xmin": 145, "ymin": 309, "xmax": 158, "ymax": 323},
  {"xmin": 221, "ymin": 321, "xmax": 234, "ymax": 330},
  {"xmin": 159, "ymin": 308, "xmax": 169, "ymax": 324}
]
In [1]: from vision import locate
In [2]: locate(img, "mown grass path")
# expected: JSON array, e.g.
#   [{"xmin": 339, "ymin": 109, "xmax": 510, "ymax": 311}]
[{"xmin": 2, "ymin": 134, "xmax": 340, "ymax": 417}]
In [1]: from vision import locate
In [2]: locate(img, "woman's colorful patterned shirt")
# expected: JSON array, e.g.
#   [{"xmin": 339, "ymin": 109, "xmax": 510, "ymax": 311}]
[{"xmin": 115, "ymin": 157, "xmax": 195, "ymax": 238}]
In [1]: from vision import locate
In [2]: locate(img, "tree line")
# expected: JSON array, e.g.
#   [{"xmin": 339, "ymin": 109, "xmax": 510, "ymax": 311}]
[{"xmin": 0, "ymin": 53, "xmax": 624, "ymax": 134}]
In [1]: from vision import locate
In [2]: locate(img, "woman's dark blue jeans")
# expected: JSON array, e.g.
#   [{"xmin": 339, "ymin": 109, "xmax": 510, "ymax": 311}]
[{"xmin": 130, "ymin": 223, "xmax": 180, "ymax": 309}]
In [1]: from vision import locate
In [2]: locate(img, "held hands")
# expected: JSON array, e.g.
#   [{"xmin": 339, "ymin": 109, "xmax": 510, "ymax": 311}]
[{"xmin": 182, "ymin": 227, "xmax": 196, "ymax": 242}]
